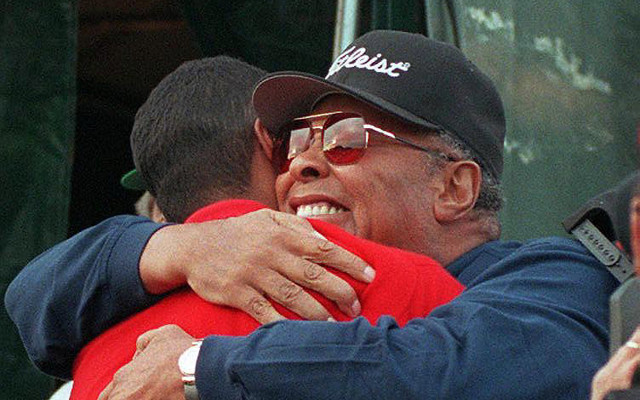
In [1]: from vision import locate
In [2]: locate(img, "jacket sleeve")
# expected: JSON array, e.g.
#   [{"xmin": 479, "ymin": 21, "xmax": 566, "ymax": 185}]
[
  {"xmin": 194, "ymin": 239, "xmax": 618, "ymax": 400},
  {"xmin": 4, "ymin": 215, "xmax": 167, "ymax": 379}
]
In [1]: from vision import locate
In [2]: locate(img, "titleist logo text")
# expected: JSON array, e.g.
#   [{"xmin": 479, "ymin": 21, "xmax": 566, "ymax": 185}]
[{"xmin": 326, "ymin": 46, "xmax": 411, "ymax": 78}]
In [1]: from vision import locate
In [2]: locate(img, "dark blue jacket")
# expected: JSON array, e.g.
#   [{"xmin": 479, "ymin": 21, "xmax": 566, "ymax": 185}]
[{"xmin": 5, "ymin": 215, "xmax": 619, "ymax": 399}]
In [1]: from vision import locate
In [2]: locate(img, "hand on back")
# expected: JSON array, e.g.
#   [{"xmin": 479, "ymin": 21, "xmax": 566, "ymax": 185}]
[{"xmin": 140, "ymin": 209, "xmax": 373, "ymax": 324}]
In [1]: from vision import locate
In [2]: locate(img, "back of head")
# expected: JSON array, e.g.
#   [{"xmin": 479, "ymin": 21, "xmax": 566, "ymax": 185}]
[{"xmin": 131, "ymin": 56, "xmax": 267, "ymax": 222}]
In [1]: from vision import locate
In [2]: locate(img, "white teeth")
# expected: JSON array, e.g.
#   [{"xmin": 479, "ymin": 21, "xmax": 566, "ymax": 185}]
[{"xmin": 296, "ymin": 204, "xmax": 346, "ymax": 218}]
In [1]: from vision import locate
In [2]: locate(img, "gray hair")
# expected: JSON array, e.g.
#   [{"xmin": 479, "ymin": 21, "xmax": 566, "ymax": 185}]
[{"xmin": 428, "ymin": 130, "xmax": 504, "ymax": 239}]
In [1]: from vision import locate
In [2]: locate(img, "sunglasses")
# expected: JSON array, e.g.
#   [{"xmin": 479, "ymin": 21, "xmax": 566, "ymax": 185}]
[{"xmin": 274, "ymin": 111, "xmax": 458, "ymax": 173}]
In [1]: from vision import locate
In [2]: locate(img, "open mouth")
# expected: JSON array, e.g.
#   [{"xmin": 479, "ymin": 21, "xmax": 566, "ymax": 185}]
[{"xmin": 295, "ymin": 202, "xmax": 349, "ymax": 218}]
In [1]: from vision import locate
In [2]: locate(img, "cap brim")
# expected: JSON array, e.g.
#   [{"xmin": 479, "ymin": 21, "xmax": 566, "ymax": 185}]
[
  {"xmin": 120, "ymin": 169, "xmax": 147, "ymax": 191},
  {"xmin": 253, "ymin": 71, "xmax": 441, "ymax": 137}
]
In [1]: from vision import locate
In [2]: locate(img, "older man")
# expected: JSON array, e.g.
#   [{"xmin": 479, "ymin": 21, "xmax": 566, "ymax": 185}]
[
  {"xmin": 7, "ymin": 31, "xmax": 617, "ymax": 399},
  {"xmin": 61, "ymin": 54, "xmax": 461, "ymax": 400}
]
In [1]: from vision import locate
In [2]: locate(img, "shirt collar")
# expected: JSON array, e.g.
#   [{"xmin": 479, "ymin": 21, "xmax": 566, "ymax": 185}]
[{"xmin": 446, "ymin": 240, "xmax": 520, "ymax": 285}]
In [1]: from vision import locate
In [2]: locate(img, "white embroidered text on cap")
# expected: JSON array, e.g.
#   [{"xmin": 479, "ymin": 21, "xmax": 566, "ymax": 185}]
[{"xmin": 326, "ymin": 46, "xmax": 411, "ymax": 79}]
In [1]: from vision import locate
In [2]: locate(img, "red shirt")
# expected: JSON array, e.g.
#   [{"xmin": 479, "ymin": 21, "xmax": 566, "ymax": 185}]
[{"xmin": 71, "ymin": 200, "xmax": 464, "ymax": 399}]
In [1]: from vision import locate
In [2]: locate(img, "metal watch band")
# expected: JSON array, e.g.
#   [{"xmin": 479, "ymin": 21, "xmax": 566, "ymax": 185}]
[{"xmin": 179, "ymin": 340, "xmax": 203, "ymax": 400}]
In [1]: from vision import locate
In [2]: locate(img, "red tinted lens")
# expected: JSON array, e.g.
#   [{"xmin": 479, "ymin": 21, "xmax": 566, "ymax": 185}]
[
  {"xmin": 325, "ymin": 147, "xmax": 365, "ymax": 164},
  {"xmin": 323, "ymin": 114, "xmax": 366, "ymax": 165}
]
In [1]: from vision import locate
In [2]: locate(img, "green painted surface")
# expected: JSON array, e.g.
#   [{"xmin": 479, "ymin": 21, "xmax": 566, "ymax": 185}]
[{"xmin": 451, "ymin": 0, "xmax": 639, "ymax": 239}]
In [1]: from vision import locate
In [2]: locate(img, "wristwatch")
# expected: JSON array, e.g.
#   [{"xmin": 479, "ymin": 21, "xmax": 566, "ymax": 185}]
[{"xmin": 179, "ymin": 340, "xmax": 203, "ymax": 400}]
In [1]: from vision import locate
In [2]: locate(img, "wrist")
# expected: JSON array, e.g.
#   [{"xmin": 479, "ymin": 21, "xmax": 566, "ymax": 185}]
[{"xmin": 139, "ymin": 224, "xmax": 190, "ymax": 294}]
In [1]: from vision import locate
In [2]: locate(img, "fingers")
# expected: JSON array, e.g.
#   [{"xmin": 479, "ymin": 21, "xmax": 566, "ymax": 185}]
[
  {"xmin": 177, "ymin": 209, "xmax": 375, "ymax": 324},
  {"xmin": 271, "ymin": 211, "xmax": 374, "ymax": 282},
  {"xmin": 617, "ymin": 327, "xmax": 640, "ymax": 365},
  {"xmin": 618, "ymin": 328, "xmax": 640, "ymax": 380},
  {"xmin": 239, "ymin": 212, "xmax": 373, "ymax": 320},
  {"xmin": 256, "ymin": 269, "xmax": 336, "ymax": 321},
  {"xmin": 278, "ymin": 256, "xmax": 361, "ymax": 318},
  {"xmin": 133, "ymin": 325, "xmax": 189, "ymax": 357},
  {"xmin": 133, "ymin": 327, "xmax": 159, "ymax": 358},
  {"xmin": 226, "ymin": 265, "xmax": 358, "ymax": 323},
  {"xmin": 298, "ymin": 231, "xmax": 375, "ymax": 284},
  {"xmin": 265, "ymin": 211, "xmax": 372, "ymax": 317},
  {"xmin": 592, "ymin": 326, "xmax": 640, "ymax": 400},
  {"xmin": 235, "ymin": 286, "xmax": 286, "ymax": 325}
]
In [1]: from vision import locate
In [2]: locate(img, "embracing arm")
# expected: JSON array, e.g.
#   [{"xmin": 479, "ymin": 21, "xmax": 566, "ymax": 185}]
[
  {"xmin": 4, "ymin": 215, "xmax": 165, "ymax": 379},
  {"xmin": 193, "ymin": 239, "xmax": 619, "ymax": 400},
  {"xmin": 5, "ymin": 209, "xmax": 371, "ymax": 379}
]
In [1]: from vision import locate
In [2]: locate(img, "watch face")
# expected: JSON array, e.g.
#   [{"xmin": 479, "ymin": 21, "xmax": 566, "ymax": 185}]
[{"xmin": 179, "ymin": 343, "xmax": 202, "ymax": 376}]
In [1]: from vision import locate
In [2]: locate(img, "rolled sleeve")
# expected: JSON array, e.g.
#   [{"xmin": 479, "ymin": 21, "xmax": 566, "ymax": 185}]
[
  {"xmin": 106, "ymin": 218, "xmax": 170, "ymax": 320},
  {"xmin": 5, "ymin": 215, "xmax": 169, "ymax": 378},
  {"xmin": 191, "ymin": 238, "xmax": 618, "ymax": 400}
]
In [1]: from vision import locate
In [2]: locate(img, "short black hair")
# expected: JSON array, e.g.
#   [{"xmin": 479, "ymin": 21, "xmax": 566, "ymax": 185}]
[{"xmin": 131, "ymin": 56, "xmax": 267, "ymax": 222}]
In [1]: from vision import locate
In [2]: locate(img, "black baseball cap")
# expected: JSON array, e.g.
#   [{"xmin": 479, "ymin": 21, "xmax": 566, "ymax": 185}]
[{"xmin": 253, "ymin": 30, "xmax": 506, "ymax": 181}]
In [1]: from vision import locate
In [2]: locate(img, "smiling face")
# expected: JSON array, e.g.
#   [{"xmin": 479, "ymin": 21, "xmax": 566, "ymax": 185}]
[{"xmin": 275, "ymin": 95, "xmax": 450, "ymax": 254}]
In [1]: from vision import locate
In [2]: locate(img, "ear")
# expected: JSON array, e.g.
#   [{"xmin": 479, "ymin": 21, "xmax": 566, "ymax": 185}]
[
  {"xmin": 630, "ymin": 195, "xmax": 640, "ymax": 274},
  {"xmin": 433, "ymin": 161, "xmax": 481, "ymax": 223},
  {"xmin": 254, "ymin": 118, "xmax": 274, "ymax": 161}
]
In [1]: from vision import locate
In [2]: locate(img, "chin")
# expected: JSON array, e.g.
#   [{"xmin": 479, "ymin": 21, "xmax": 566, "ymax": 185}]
[
  {"xmin": 337, "ymin": 220, "xmax": 359, "ymax": 237},
  {"xmin": 323, "ymin": 218, "xmax": 359, "ymax": 237}
]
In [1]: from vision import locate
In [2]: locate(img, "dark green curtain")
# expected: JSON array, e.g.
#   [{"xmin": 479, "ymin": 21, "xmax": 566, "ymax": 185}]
[
  {"xmin": 1, "ymin": 1, "xmax": 77, "ymax": 398},
  {"xmin": 180, "ymin": 0, "xmax": 338, "ymax": 75}
]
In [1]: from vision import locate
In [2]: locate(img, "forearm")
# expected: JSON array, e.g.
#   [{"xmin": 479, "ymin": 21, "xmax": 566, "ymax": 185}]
[
  {"xmin": 196, "ymin": 305, "xmax": 609, "ymax": 400},
  {"xmin": 193, "ymin": 240, "xmax": 618, "ymax": 399},
  {"xmin": 5, "ymin": 215, "xmax": 167, "ymax": 378}
]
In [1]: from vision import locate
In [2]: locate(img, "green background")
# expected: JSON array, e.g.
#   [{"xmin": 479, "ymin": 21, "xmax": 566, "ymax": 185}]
[
  {"xmin": 1, "ymin": 1, "xmax": 638, "ymax": 398},
  {"xmin": 1, "ymin": 1, "xmax": 77, "ymax": 398}
]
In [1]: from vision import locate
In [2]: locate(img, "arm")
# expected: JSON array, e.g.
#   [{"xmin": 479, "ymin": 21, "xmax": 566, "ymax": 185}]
[
  {"xmin": 191, "ymin": 239, "xmax": 618, "ymax": 399},
  {"xmin": 5, "ymin": 215, "xmax": 166, "ymax": 379},
  {"xmin": 139, "ymin": 209, "xmax": 373, "ymax": 323},
  {"xmin": 6, "ymin": 208, "xmax": 372, "ymax": 379}
]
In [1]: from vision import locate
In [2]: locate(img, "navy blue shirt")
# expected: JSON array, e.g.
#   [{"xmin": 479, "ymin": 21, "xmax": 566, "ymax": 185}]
[{"xmin": 5, "ymin": 215, "xmax": 619, "ymax": 399}]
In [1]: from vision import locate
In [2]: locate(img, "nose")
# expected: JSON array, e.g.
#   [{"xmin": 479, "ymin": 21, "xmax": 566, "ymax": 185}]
[{"xmin": 288, "ymin": 129, "xmax": 331, "ymax": 182}]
